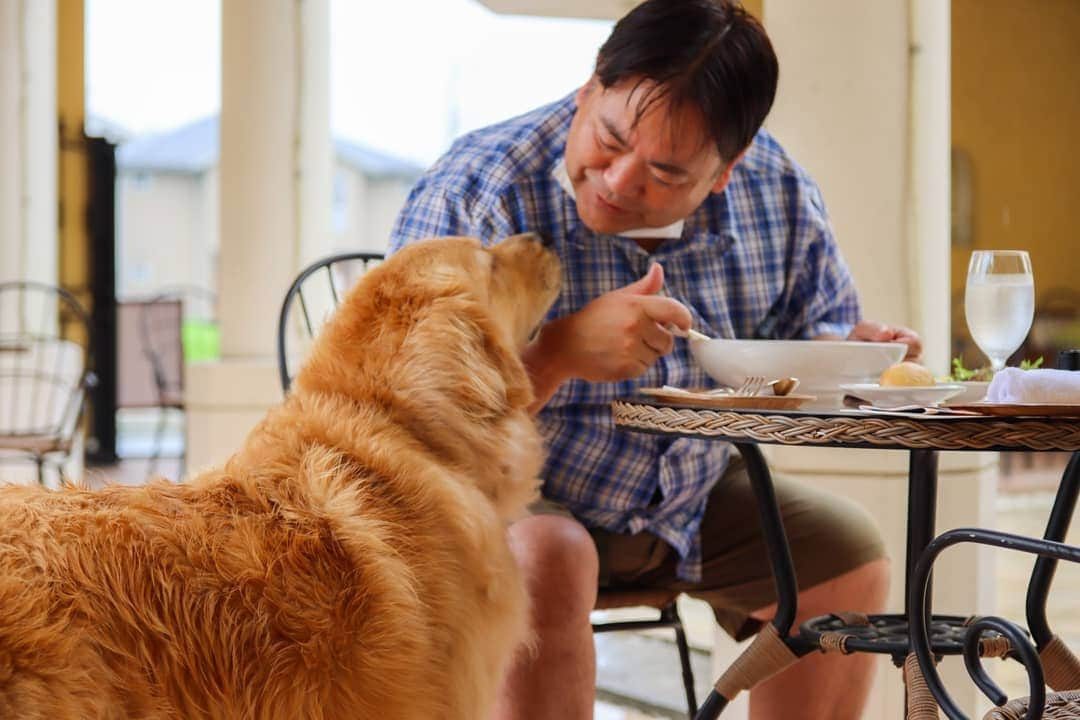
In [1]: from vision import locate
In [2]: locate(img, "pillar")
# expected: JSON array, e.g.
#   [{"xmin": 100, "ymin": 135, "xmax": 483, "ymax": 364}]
[
  {"xmin": 186, "ymin": 0, "xmax": 333, "ymax": 472},
  {"xmin": 0, "ymin": 0, "xmax": 70, "ymax": 486},
  {"xmin": 0, "ymin": 0, "xmax": 58, "ymax": 286}
]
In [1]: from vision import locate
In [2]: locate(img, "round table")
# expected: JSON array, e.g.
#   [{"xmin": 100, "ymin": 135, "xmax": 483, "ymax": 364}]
[{"xmin": 611, "ymin": 399, "xmax": 1080, "ymax": 720}]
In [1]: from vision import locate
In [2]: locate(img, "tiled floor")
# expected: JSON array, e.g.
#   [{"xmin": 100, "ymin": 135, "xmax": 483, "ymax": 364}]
[{"xmin": 595, "ymin": 700, "xmax": 667, "ymax": 720}]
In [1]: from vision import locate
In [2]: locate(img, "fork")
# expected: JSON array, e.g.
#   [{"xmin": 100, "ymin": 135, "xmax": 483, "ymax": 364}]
[{"xmin": 733, "ymin": 376, "xmax": 767, "ymax": 397}]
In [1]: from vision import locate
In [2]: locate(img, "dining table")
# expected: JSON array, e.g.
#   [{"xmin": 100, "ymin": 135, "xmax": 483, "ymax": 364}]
[{"xmin": 610, "ymin": 397, "xmax": 1080, "ymax": 720}]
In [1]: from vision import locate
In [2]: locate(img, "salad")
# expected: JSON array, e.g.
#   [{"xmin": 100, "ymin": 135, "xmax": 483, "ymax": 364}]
[{"xmin": 948, "ymin": 356, "xmax": 1044, "ymax": 382}]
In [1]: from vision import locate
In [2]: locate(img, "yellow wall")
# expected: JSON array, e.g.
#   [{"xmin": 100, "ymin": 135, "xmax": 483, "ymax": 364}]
[
  {"xmin": 57, "ymin": 0, "xmax": 89, "ymax": 318},
  {"xmin": 951, "ymin": 0, "xmax": 1080, "ymax": 299}
]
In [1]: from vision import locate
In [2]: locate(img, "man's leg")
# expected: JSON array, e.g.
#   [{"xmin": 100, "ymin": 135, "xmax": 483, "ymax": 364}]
[
  {"xmin": 747, "ymin": 557, "xmax": 890, "ymax": 720},
  {"xmin": 655, "ymin": 458, "xmax": 889, "ymax": 720},
  {"xmin": 491, "ymin": 514, "xmax": 599, "ymax": 720}
]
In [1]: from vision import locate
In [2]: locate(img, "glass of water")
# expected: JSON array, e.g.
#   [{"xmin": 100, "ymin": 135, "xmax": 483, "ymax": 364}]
[{"xmin": 965, "ymin": 250, "xmax": 1034, "ymax": 372}]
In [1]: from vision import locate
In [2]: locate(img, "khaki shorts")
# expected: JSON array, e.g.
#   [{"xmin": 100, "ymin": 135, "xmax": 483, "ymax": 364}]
[{"xmin": 532, "ymin": 457, "xmax": 887, "ymax": 642}]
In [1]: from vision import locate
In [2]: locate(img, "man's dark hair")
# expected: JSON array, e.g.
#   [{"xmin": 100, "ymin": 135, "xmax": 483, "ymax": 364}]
[{"xmin": 595, "ymin": 0, "xmax": 778, "ymax": 163}]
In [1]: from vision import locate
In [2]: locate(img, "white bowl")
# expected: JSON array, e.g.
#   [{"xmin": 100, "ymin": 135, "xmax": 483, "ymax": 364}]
[
  {"xmin": 689, "ymin": 338, "xmax": 907, "ymax": 407},
  {"xmin": 944, "ymin": 381, "xmax": 990, "ymax": 405}
]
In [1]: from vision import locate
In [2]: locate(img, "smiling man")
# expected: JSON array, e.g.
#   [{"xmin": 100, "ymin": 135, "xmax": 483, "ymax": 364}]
[{"xmin": 389, "ymin": 1, "xmax": 918, "ymax": 718}]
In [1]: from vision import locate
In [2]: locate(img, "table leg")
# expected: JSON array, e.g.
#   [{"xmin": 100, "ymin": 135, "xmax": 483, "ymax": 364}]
[
  {"xmin": 693, "ymin": 443, "xmax": 804, "ymax": 719},
  {"xmin": 905, "ymin": 450, "xmax": 939, "ymax": 620},
  {"xmin": 1026, "ymin": 451, "xmax": 1080, "ymax": 648},
  {"xmin": 735, "ymin": 442, "xmax": 800, "ymax": 634},
  {"xmin": 904, "ymin": 449, "xmax": 939, "ymax": 718}
]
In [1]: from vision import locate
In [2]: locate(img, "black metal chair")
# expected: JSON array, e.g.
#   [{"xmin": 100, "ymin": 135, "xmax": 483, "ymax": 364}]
[
  {"xmin": 277, "ymin": 252, "xmax": 385, "ymax": 393},
  {"xmin": 0, "ymin": 281, "xmax": 95, "ymax": 486},
  {"xmin": 276, "ymin": 250, "xmax": 700, "ymax": 717}
]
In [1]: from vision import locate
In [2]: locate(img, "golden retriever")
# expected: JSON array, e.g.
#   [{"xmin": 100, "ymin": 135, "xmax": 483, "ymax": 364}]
[{"xmin": 0, "ymin": 234, "xmax": 561, "ymax": 720}]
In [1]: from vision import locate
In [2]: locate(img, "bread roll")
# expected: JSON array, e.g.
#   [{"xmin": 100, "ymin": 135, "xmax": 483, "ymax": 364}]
[{"xmin": 879, "ymin": 361, "xmax": 935, "ymax": 387}]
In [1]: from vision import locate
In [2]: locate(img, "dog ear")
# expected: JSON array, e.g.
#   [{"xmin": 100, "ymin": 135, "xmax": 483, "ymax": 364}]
[
  {"xmin": 483, "ymin": 331, "xmax": 532, "ymax": 411},
  {"xmin": 449, "ymin": 312, "xmax": 533, "ymax": 419},
  {"xmin": 402, "ymin": 304, "xmax": 532, "ymax": 422}
]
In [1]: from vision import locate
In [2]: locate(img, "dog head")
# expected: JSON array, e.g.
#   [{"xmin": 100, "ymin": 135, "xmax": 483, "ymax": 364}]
[{"xmin": 293, "ymin": 234, "xmax": 561, "ymax": 515}]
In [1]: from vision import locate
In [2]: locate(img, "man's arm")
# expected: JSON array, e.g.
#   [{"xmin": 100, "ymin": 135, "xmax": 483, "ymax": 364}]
[{"xmin": 816, "ymin": 320, "xmax": 923, "ymax": 361}]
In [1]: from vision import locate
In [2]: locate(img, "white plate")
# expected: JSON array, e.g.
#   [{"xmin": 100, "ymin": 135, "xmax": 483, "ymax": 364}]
[{"xmin": 839, "ymin": 383, "xmax": 965, "ymax": 408}]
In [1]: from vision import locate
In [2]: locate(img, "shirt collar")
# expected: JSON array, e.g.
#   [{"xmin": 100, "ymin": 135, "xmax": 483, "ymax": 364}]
[{"xmin": 550, "ymin": 157, "xmax": 685, "ymax": 240}]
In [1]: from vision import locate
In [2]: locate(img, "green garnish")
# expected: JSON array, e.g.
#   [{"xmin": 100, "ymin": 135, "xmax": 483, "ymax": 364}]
[{"xmin": 949, "ymin": 355, "xmax": 1044, "ymax": 382}]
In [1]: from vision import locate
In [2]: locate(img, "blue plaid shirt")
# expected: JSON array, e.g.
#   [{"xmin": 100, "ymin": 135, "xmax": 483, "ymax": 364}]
[{"xmin": 389, "ymin": 93, "xmax": 860, "ymax": 581}]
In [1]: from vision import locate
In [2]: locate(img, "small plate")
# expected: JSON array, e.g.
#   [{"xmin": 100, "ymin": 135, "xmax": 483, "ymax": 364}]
[
  {"xmin": 639, "ymin": 387, "xmax": 816, "ymax": 411},
  {"xmin": 839, "ymin": 383, "xmax": 965, "ymax": 408},
  {"xmin": 943, "ymin": 381, "xmax": 991, "ymax": 405}
]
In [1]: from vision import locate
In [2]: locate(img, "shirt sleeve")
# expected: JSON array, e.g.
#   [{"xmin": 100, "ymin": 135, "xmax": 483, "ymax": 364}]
[
  {"xmin": 769, "ymin": 181, "xmax": 862, "ymax": 340},
  {"xmin": 387, "ymin": 175, "xmax": 475, "ymax": 255},
  {"xmin": 791, "ymin": 226, "xmax": 861, "ymax": 339},
  {"xmin": 388, "ymin": 172, "xmax": 523, "ymax": 256}
]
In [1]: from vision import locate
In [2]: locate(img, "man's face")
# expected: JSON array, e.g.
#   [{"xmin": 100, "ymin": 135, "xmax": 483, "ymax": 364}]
[{"xmin": 564, "ymin": 75, "xmax": 738, "ymax": 236}]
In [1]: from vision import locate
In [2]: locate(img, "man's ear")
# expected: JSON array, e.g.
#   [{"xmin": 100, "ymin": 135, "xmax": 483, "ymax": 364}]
[
  {"xmin": 575, "ymin": 74, "xmax": 600, "ymax": 106},
  {"xmin": 710, "ymin": 147, "xmax": 750, "ymax": 194}
]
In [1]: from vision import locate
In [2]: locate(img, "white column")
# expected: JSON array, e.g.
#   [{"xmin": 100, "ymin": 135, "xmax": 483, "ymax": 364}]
[
  {"xmin": 186, "ymin": 0, "xmax": 332, "ymax": 472},
  {"xmin": 0, "ymin": 0, "xmax": 58, "ymax": 284},
  {"xmin": 0, "ymin": 0, "xmax": 23, "ymax": 279},
  {"xmin": 708, "ymin": 4, "xmax": 993, "ymax": 719},
  {"xmin": 23, "ymin": 0, "xmax": 58, "ymax": 288},
  {"xmin": 298, "ymin": 0, "xmax": 333, "ymax": 268},
  {"xmin": 0, "ymin": 1, "xmax": 68, "ymax": 486},
  {"xmin": 907, "ymin": 0, "xmax": 951, "ymax": 375}
]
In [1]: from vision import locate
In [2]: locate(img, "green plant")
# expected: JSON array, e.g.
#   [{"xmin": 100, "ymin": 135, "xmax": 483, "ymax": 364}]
[
  {"xmin": 1019, "ymin": 356, "xmax": 1045, "ymax": 371},
  {"xmin": 949, "ymin": 355, "xmax": 1044, "ymax": 382}
]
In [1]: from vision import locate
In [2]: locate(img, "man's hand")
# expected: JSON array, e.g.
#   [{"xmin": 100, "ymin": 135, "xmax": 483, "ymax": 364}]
[
  {"xmin": 523, "ymin": 264, "xmax": 692, "ymax": 410},
  {"xmin": 845, "ymin": 320, "xmax": 923, "ymax": 362}
]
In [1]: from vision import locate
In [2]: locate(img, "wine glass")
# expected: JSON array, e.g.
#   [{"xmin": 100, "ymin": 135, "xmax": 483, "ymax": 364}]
[{"xmin": 964, "ymin": 250, "xmax": 1034, "ymax": 372}]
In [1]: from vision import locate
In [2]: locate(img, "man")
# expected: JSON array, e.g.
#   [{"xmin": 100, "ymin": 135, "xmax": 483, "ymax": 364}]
[{"xmin": 389, "ymin": 1, "xmax": 920, "ymax": 718}]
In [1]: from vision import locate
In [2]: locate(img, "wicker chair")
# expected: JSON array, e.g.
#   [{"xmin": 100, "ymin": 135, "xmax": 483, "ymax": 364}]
[
  {"xmin": 277, "ymin": 251, "xmax": 701, "ymax": 718},
  {"xmin": 983, "ymin": 691, "xmax": 1080, "ymax": 720},
  {"xmin": 0, "ymin": 281, "xmax": 94, "ymax": 486}
]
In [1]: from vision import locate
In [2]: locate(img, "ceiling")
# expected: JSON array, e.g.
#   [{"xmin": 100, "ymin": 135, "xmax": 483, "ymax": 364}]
[{"xmin": 476, "ymin": 0, "xmax": 639, "ymax": 20}]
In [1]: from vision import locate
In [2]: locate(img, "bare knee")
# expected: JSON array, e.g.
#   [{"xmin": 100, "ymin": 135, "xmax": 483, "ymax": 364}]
[
  {"xmin": 797, "ymin": 557, "xmax": 891, "ymax": 618},
  {"xmin": 509, "ymin": 515, "xmax": 599, "ymax": 628},
  {"xmin": 751, "ymin": 557, "xmax": 891, "ymax": 623}
]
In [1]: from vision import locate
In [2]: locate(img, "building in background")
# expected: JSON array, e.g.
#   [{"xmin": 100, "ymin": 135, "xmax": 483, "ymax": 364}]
[{"xmin": 114, "ymin": 115, "xmax": 422, "ymax": 299}]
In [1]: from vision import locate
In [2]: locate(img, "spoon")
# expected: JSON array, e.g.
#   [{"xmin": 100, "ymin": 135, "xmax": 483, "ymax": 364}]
[
  {"xmin": 770, "ymin": 377, "xmax": 800, "ymax": 396},
  {"xmin": 666, "ymin": 325, "xmax": 712, "ymax": 342}
]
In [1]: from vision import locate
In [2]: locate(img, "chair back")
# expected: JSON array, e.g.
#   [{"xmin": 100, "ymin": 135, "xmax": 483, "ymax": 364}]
[
  {"xmin": 128, "ymin": 287, "xmax": 216, "ymax": 409},
  {"xmin": 116, "ymin": 299, "xmax": 180, "ymax": 409},
  {"xmin": 277, "ymin": 252, "xmax": 384, "ymax": 393},
  {"xmin": 0, "ymin": 281, "xmax": 92, "ymax": 442}
]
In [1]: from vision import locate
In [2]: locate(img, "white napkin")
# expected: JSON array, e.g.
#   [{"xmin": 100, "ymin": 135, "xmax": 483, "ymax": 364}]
[{"xmin": 985, "ymin": 367, "xmax": 1080, "ymax": 404}]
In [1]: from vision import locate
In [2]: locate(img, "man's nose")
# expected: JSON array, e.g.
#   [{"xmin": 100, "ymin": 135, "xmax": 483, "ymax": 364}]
[{"xmin": 603, "ymin": 154, "xmax": 643, "ymax": 198}]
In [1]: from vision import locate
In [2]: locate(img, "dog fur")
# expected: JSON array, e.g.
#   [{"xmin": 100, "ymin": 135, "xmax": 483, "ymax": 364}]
[{"xmin": 0, "ymin": 234, "xmax": 561, "ymax": 719}]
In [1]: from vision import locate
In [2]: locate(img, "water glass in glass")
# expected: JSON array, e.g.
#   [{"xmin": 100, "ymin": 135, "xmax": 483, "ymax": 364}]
[{"xmin": 964, "ymin": 250, "xmax": 1034, "ymax": 372}]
